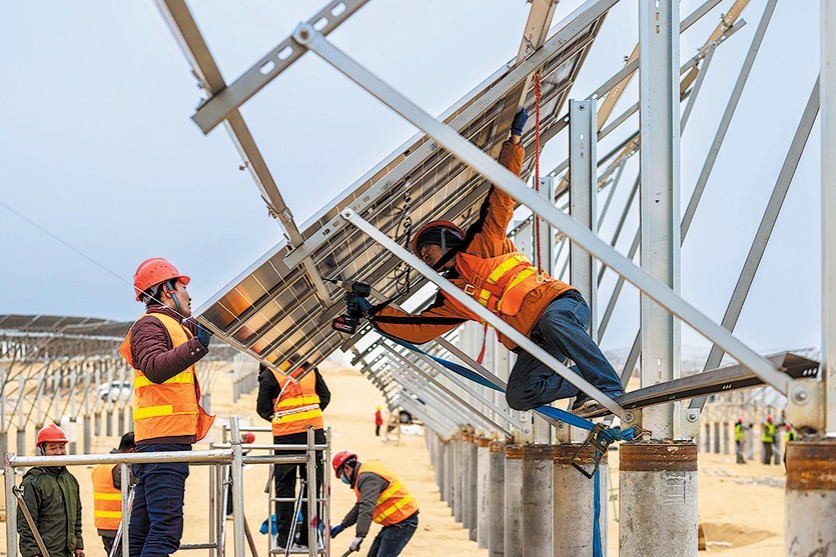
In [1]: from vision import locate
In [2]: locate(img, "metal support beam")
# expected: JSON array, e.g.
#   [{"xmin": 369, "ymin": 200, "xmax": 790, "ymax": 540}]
[
  {"xmin": 291, "ymin": 25, "xmax": 787, "ymax": 395},
  {"xmin": 823, "ymin": 0, "xmax": 836, "ymax": 437}
]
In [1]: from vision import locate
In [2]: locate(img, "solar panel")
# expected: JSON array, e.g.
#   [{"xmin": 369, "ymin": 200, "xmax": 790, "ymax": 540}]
[{"xmin": 197, "ymin": 8, "xmax": 610, "ymax": 374}]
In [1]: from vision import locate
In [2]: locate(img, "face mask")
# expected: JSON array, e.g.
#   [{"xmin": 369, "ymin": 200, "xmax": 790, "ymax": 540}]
[{"xmin": 341, "ymin": 475, "xmax": 351, "ymax": 485}]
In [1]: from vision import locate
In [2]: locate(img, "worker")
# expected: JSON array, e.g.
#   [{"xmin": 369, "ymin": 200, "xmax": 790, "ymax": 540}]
[
  {"xmin": 733, "ymin": 418, "xmax": 748, "ymax": 464},
  {"xmin": 761, "ymin": 415, "xmax": 776, "ymax": 465},
  {"xmin": 785, "ymin": 423, "xmax": 796, "ymax": 443},
  {"xmin": 329, "ymin": 451, "xmax": 419, "ymax": 557},
  {"xmin": 256, "ymin": 362, "xmax": 330, "ymax": 550},
  {"xmin": 374, "ymin": 407, "xmax": 383, "ymax": 437},
  {"xmin": 91, "ymin": 432, "xmax": 136, "ymax": 557},
  {"xmin": 226, "ymin": 432, "xmax": 256, "ymax": 518},
  {"xmin": 119, "ymin": 257, "xmax": 215, "ymax": 557},
  {"xmin": 17, "ymin": 424, "xmax": 84, "ymax": 557},
  {"xmin": 357, "ymin": 109, "xmax": 625, "ymax": 412}
]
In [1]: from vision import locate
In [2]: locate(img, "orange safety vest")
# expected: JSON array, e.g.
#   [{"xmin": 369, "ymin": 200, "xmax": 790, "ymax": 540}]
[
  {"xmin": 353, "ymin": 462, "xmax": 418, "ymax": 526},
  {"xmin": 91, "ymin": 464, "xmax": 121, "ymax": 531},
  {"xmin": 271, "ymin": 368, "xmax": 323, "ymax": 436},
  {"xmin": 119, "ymin": 312, "xmax": 214, "ymax": 442},
  {"xmin": 445, "ymin": 251, "xmax": 551, "ymax": 321}
]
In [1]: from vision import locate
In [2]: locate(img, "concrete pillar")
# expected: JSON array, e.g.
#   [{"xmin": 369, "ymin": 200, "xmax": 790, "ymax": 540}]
[
  {"xmin": 703, "ymin": 423, "xmax": 710, "ymax": 452},
  {"xmin": 620, "ymin": 442, "xmax": 698, "ymax": 556},
  {"xmin": 554, "ymin": 444, "xmax": 608, "ymax": 556},
  {"xmin": 83, "ymin": 416, "xmax": 91, "ymax": 455},
  {"xmin": 746, "ymin": 428, "xmax": 755, "ymax": 461},
  {"xmin": 522, "ymin": 444, "xmax": 553, "ymax": 556},
  {"xmin": 785, "ymin": 440, "xmax": 836, "ymax": 554},
  {"xmin": 94, "ymin": 412, "xmax": 101, "ymax": 436},
  {"xmin": 476, "ymin": 437, "xmax": 490, "ymax": 549},
  {"xmin": 106, "ymin": 409, "xmax": 114, "ymax": 436},
  {"xmin": 504, "ymin": 444, "xmax": 524, "ymax": 557},
  {"xmin": 468, "ymin": 438, "xmax": 478, "ymax": 541},
  {"xmin": 773, "ymin": 432, "xmax": 782, "ymax": 465},
  {"xmin": 454, "ymin": 438, "xmax": 463, "ymax": 523},
  {"xmin": 436, "ymin": 438, "xmax": 446, "ymax": 501},
  {"xmin": 461, "ymin": 436, "xmax": 472, "ymax": 529},
  {"xmin": 117, "ymin": 405, "xmax": 125, "ymax": 435},
  {"xmin": 488, "ymin": 441, "xmax": 505, "ymax": 557},
  {"xmin": 16, "ymin": 426, "xmax": 26, "ymax": 456},
  {"xmin": 722, "ymin": 421, "xmax": 730, "ymax": 455},
  {"xmin": 444, "ymin": 440, "xmax": 454, "ymax": 507},
  {"xmin": 713, "ymin": 422, "xmax": 720, "ymax": 453}
]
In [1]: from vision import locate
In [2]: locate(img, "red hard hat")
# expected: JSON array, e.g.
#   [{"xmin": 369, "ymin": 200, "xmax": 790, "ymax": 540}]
[
  {"xmin": 411, "ymin": 220, "xmax": 465, "ymax": 255},
  {"xmin": 767, "ymin": 415, "xmax": 773, "ymax": 422},
  {"xmin": 785, "ymin": 424, "xmax": 792, "ymax": 430},
  {"xmin": 133, "ymin": 258, "xmax": 190, "ymax": 301},
  {"xmin": 242, "ymin": 432, "xmax": 256, "ymax": 444},
  {"xmin": 332, "ymin": 450, "xmax": 357, "ymax": 476},
  {"xmin": 37, "ymin": 423, "xmax": 68, "ymax": 446}
]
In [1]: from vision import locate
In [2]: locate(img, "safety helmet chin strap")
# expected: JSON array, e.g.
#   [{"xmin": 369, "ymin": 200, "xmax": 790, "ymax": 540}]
[{"xmin": 164, "ymin": 280, "xmax": 183, "ymax": 315}]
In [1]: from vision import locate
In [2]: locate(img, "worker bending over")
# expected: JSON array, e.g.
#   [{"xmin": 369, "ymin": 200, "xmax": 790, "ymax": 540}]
[
  {"xmin": 91, "ymin": 432, "xmax": 136, "ymax": 557},
  {"xmin": 361, "ymin": 109, "xmax": 625, "ymax": 412},
  {"xmin": 330, "ymin": 451, "xmax": 418, "ymax": 557},
  {"xmin": 119, "ymin": 258, "xmax": 214, "ymax": 557},
  {"xmin": 18, "ymin": 424, "xmax": 84, "ymax": 557}
]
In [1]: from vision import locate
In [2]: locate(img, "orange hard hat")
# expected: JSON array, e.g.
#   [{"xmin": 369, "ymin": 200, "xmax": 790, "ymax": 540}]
[
  {"xmin": 411, "ymin": 220, "xmax": 465, "ymax": 255},
  {"xmin": 37, "ymin": 423, "xmax": 68, "ymax": 446},
  {"xmin": 332, "ymin": 450, "xmax": 357, "ymax": 476},
  {"xmin": 241, "ymin": 432, "xmax": 256, "ymax": 444},
  {"xmin": 133, "ymin": 258, "xmax": 190, "ymax": 301}
]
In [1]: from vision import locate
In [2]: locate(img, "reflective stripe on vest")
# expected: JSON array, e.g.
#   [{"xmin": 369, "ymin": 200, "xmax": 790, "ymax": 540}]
[
  {"xmin": 120, "ymin": 312, "xmax": 199, "ymax": 442},
  {"xmin": 272, "ymin": 369, "xmax": 323, "ymax": 436},
  {"xmin": 449, "ymin": 251, "xmax": 551, "ymax": 319},
  {"xmin": 353, "ymin": 462, "xmax": 418, "ymax": 526},
  {"xmin": 92, "ymin": 464, "xmax": 121, "ymax": 531}
]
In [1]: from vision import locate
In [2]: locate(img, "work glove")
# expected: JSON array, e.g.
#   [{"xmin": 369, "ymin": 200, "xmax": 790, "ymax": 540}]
[
  {"xmin": 349, "ymin": 536, "xmax": 364, "ymax": 552},
  {"xmin": 346, "ymin": 295, "xmax": 373, "ymax": 318},
  {"xmin": 330, "ymin": 524, "xmax": 345, "ymax": 538},
  {"xmin": 511, "ymin": 107, "xmax": 528, "ymax": 136},
  {"xmin": 196, "ymin": 323, "xmax": 213, "ymax": 348}
]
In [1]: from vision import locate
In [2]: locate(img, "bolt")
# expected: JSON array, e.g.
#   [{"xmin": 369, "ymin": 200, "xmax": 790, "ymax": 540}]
[
  {"xmin": 299, "ymin": 28, "xmax": 310, "ymax": 40},
  {"xmin": 687, "ymin": 412, "xmax": 699, "ymax": 422},
  {"xmin": 623, "ymin": 412, "xmax": 635, "ymax": 423},
  {"xmin": 792, "ymin": 389, "xmax": 809, "ymax": 403},
  {"xmin": 579, "ymin": 104, "xmax": 586, "ymax": 111}
]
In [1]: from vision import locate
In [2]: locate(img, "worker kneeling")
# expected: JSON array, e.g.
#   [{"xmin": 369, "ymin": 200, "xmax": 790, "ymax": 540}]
[
  {"xmin": 330, "ymin": 451, "xmax": 419, "ymax": 557},
  {"xmin": 362, "ymin": 109, "xmax": 625, "ymax": 412}
]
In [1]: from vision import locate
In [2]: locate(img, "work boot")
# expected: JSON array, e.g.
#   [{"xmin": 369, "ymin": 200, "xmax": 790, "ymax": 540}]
[{"xmin": 571, "ymin": 390, "xmax": 625, "ymax": 413}]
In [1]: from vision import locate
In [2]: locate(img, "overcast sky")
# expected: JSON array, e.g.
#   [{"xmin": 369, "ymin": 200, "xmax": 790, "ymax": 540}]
[{"xmin": 0, "ymin": 0, "xmax": 822, "ymax": 355}]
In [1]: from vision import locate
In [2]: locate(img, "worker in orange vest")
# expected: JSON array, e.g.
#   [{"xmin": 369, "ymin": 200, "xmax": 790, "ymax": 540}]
[
  {"xmin": 256, "ymin": 362, "xmax": 330, "ymax": 550},
  {"xmin": 354, "ymin": 109, "xmax": 625, "ymax": 413},
  {"xmin": 329, "ymin": 451, "xmax": 419, "ymax": 557},
  {"xmin": 91, "ymin": 432, "xmax": 136, "ymax": 557},
  {"xmin": 119, "ymin": 258, "xmax": 215, "ymax": 557}
]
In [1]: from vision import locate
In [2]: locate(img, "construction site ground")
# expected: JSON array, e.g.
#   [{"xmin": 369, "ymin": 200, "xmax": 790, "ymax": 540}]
[{"xmin": 0, "ymin": 360, "xmax": 787, "ymax": 556}]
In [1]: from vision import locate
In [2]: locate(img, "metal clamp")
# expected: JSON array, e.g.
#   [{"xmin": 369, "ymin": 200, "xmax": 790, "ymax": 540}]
[{"xmin": 570, "ymin": 424, "xmax": 615, "ymax": 479}]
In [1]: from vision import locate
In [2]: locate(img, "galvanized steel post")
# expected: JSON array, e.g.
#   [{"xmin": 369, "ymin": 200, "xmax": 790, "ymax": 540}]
[
  {"xmin": 504, "ymin": 444, "xmax": 524, "ymax": 557},
  {"xmin": 488, "ymin": 440, "xmax": 505, "ymax": 557},
  {"xmin": 554, "ymin": 444, "xmax": 608, "ymax": 556},
  {"xmin": 620, "ymin": 442, "xmax": 698, "ymax": 555},
  {"xmin": 522, "ymin": 444, "xmax": 553, "ymax": 556}
]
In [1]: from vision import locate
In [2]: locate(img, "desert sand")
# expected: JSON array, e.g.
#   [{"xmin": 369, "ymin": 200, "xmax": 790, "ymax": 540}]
[{"xmin": 1, "ymin": 360, "xmax": 789, "ymax": 556}]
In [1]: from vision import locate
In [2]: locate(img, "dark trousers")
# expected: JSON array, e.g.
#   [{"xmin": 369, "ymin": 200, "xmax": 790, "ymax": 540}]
[
  {"xmin": 375, "ymin": 425, "xmax": 381, "ymax": 437},
  {"xmin": 762, "ymin": 441, "xmax": 774, "ymax": 465},
  {"xmin": 367, "ymin": 513, "xmax": 418, "ymax": 557},
  {"xmin": 274, "ymin": 430, "xmax": 325, "ymax": 548},
  {"xmin": 129, "ymin": 444, "xmax": 190, "ymax": 557},
  {"xmin": 101, "ymin": 534, "xmax": 119, "ymax": 557},
  {"xmin": 735, "ymin": 440, "xmax": 746, "ymax": 463}
]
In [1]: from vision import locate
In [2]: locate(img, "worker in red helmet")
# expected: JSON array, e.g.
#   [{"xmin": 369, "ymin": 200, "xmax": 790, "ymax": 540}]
[
  {"xmin": 761, "ymin": 415, "xmax": 777, "ymax": 465},
  {"xmin": 18, "ymin": 424, "xmax": 85, "ymax": 557},
  {"xmin": 119, "ymin": 258, "xmax": 215, "ymax": 557},
  {"xmin": 256, "ymin": 362, "xmax": 330, "ymax": 550},
  {"xmin": 734, "ymin": 418, "xmax": 750, "ymax": 464},
  {"xmin": 91, "ymin": 432, "xmax": 136, "ymax": 557},
  {"xmin": 329, "ymin": 451, "xmax": 419, "ymax": 557},
  {"xmin": 360, "ymin": 109, "xmax": 625, "ymax": 412}
]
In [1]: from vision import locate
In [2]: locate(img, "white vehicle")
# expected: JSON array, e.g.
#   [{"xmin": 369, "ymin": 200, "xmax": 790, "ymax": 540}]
[{"xmin": 98, "ymin": 381, "xmax": 132, "ymax": 402}]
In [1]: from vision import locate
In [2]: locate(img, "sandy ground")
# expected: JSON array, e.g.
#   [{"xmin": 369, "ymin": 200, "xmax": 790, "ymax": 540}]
[{"xmin": 1, "ymin": 361, "xmax": 790, "ymax": 556}]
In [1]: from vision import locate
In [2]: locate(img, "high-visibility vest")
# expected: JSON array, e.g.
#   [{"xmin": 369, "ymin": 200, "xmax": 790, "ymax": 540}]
[
  {"xmin": 786, "ymin": 429, "xmax": 796, "ymax": 442},
  {"xmin": 734, "ymin": 423, "xmax": 744, "ymax": 441},
  {"xmin": 119, "ymin": 312, "xmax": 214, "ymax": 442},
  {"xmin": 271, "ymin": 368, "xmax": 323, "ymax": 436},
  {"xmin": 92, "ymin": 464, "xmax": 121, "ymax": 531},
  {"xmin": 353, "ymin": 462, "xmax": 418, "ymax": 526},
  {"xmin": 761, "ymin": 422, "xmax": 776, "ymax": 443},
  {"xmin": 444, "ymin": 251, "xmax": 550, "ymax": 321}
]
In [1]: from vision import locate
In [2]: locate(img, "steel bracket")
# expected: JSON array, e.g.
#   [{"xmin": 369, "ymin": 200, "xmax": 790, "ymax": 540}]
[
  {"xmin": 677, "ymin": 407, "xmax": 702, "ymax": 440},
  {"xmin": 787, "ymin": 379, "xmax": 825, "ymax": 433}
]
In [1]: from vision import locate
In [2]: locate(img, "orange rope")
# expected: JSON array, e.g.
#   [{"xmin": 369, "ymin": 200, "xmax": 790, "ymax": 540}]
[{"xmin": 534, "ymin": 73, "xmax": 544, "ymax": 280}]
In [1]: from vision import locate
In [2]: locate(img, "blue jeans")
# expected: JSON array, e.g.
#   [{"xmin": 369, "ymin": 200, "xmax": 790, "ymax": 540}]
[
  {"xmin": 129, "ymin": 444, "xmax": 190, "ymax": 557},
  {"xmin": 506, "ymin": 292, "xmax": 625, "ymax": 410},
  {"xmin": 366, "ymin": 513, "xmax": 418, "ymax": 557}
]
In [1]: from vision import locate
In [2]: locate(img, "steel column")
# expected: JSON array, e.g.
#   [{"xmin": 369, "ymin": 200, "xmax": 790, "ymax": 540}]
[{"xmin": 826, "ymin": 0, "xmax": 836, "ymax": 437}]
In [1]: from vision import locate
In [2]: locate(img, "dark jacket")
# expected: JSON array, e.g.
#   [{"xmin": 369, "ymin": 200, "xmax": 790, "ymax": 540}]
[
  {"xmin": 129, "ymin": 305, "xmax": 208, "ymax": 444},
  {"xmin": 256, "ymin": 366, "xmax": 331, "ymax": 436},
  {"xmin": 18, "ymin": 466, "xmax": 83, "ymax": 557},
  {"xmin": 339, "ymin": 465, "xmax": 391, "ymax": 538}
]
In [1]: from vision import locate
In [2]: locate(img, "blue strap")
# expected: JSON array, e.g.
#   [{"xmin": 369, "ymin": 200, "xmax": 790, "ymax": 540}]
[{"xmin": 593, "ymin": 469, "xmax": 602, "ymax": 557}]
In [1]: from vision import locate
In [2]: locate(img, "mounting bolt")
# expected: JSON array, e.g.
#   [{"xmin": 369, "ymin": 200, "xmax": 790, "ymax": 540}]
[
  {"xmin": 686, "ymin": 411, "xmax": 699, "ymax": 423},
  {"xmin": 293, "ymin": 23, "xmax": 314, "ymax": 45},
  {"xmin": 623, "ymin": 412, "xmax": 635, "ymax": 424},
  {"xmin": 792, "ymin": 387, "xmax": 809, "ymax": 404},
  {"xmin": 578, "ymin": 104, "xmax": 586, "ymax": 111}
]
